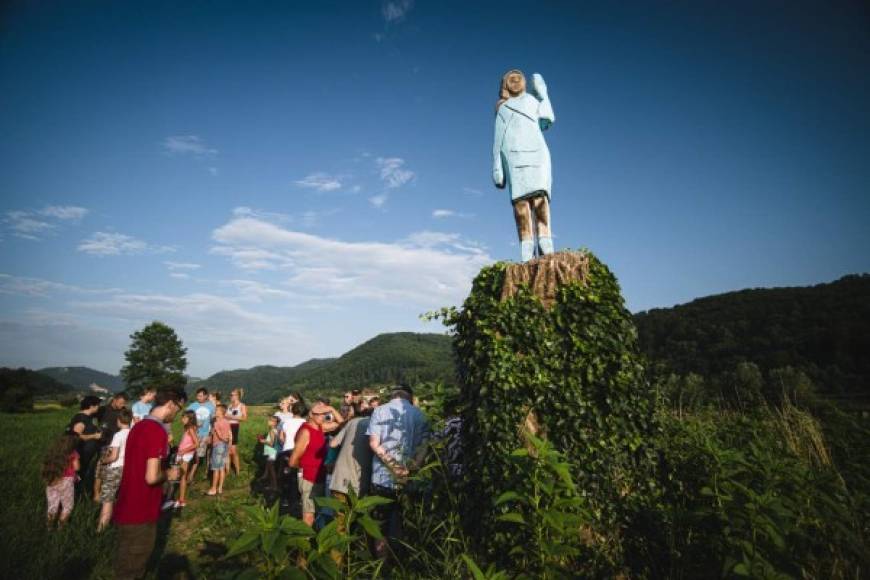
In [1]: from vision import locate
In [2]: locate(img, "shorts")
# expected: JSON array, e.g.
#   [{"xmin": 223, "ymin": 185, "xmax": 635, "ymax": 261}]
[
  {"xmin": 264, "ymin": 445, "xmax": 277, "ymax": 461},
  {"xmin": 211, "ymin": 442, "xmax": 229, "ymax": 469},
  {"xmin": 230, "ymin": 423, "xmax": 240, "ymax": 445},
  {"xmin": 99, "ymin": 466, "xmax": 123, "ymax": 503},
  {"xmin": 196, "ymin": 436, "xmax": 209, "ymax": 458},
  {"xmin": 179, "ymin": 453, "xmax": 194, "ymax": 464},
  {"xmin": 46, "ymin": 477, "xmax": 75, "ymax": 518},
  {"xmin": 298, "ymin": 477, "xmax": 325, "ymax": 515}
]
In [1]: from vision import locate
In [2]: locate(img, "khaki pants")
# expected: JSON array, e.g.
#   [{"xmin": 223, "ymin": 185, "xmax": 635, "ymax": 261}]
[{"xmin": 115, "ymin": 522, "xmax": 157, "ymax": 580}]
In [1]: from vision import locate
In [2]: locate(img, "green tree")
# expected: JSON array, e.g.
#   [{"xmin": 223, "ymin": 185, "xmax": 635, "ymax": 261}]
[{"xmin": 121, "ymin": 321, "xmax": 188, "ymax": 394}]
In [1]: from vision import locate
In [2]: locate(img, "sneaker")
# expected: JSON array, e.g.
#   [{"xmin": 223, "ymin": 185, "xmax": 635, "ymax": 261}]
[
  {"xmin": 174, "ymin": 500, "xmax": 186, "ymax": 508},
  {"xmin": 161, "ymin": 499, "xmax": 176, "ymax": 511}
]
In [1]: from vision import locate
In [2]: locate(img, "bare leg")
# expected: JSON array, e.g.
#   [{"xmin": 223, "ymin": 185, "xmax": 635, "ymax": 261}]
[
  {"xmin": 531, "ymin": 196, "xmax": 554, "ymax": 255},
  {"xmin": 178, "ymin": 462, "xmax": 189, "ymax": 503},
  {"xmin": 98, "ymin": 502, "xmax": 113, "ymax": 531},
  {"xmin": 512, "ymin": 199, "xmax": 534, "ymax": 261},
  {"xmin": 230, "ymin": 445, "xmax": 240, "ymax": 476}
]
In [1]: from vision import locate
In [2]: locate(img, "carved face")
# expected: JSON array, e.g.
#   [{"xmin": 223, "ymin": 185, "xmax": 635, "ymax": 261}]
[{"xmin": 505, "ymin": 72, "xmax": 526, "ymax": 96}]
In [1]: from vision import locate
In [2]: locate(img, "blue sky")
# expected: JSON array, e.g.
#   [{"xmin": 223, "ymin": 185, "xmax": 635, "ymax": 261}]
[{"xmin": 1, "ymin": 1, "xmax": 868, "ymax": 377}]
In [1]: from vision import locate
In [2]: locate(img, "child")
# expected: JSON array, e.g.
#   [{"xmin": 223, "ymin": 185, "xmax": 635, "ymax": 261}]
[
  {"xmin": 42, "ymin": 433, "xmax": 80, "ymax": 528},
  {"xmin": 175, "ymin": 410, "xmax": 199, "ymax": 508},
  {"xmin": 207, "ymin": 404, "xmax": 231, "ymax": 496},
  {"xmin": 97, "ymin": 409, "xmax": 132, "ymax": 531},
  {"xmin": 258, "ymin": 415, "xmax": 280, "ymax": 489}
]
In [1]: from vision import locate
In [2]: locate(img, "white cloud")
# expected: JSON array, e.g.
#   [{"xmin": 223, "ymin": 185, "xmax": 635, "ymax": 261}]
[
  {"xmin": 463, "ymin": 186, "xmax": 484, "ymax": 196},
  {"xmin": 40, "ymin": 205, "xmax": 89, "ymax": 221},
  {"xmin": 382, "ymin": 0, "xmax": 413, "ymax": 22},
  {"xmin": 78, "ymin": 232, "xmax": 175, "ymax": 256},
  {"xmin": 3, "ymin": 205, "xmax": 90, "ymax": 240},
  {"xmin": 295, "ymin": 172, "xmax": 343, "ymax": 192},
  {"xmin": 4, "ymin": 211, "xmax": 54, "ymax": 239},
  {"xmin": 376, "ymin": 157, "xmax": 415, "ymax": 188},
  {"xmin": 165, "ymin": 261, "xmax": 201, "ymax": 271},
  {"xmin": 211, "ymin": 216, "xmax": 491, "ymax": 307},
  {"xmin": 432, "ymin": 209, "xmax": 455, "ymax": 218},
  {"xmin": 170, "ymin": 272, "xmax": 190, "ymax": 279},
  {"xmin": 368, "ymin": 194, "xmax": 389, "ymax": 208},
  {"xmin": 163, "ymin": 135, "xmax": 218, "ymax": 157},
  {"xmin": 0, "ymin": 273, "xmax": 121, "ymax": 297},
  {"xmin": 222, "ymin": 279, "xmax": 294, "ymax": 302}
]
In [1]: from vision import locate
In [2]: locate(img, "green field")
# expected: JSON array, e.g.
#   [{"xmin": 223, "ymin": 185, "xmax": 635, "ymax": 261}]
[{"xmin": 0, "ymin": 405, "xmax": 278, "ymax": 579}]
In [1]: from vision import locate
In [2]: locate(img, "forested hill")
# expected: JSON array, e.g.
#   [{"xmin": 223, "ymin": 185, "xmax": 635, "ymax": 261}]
[
  {"xmin": 634, "ymin": 274, "xmax": 870, "ymax": 398},
  {"xmin": 203, "ymin": 332, "xmax": 455, "ymax": 403},
  {"xmin": 38, "ymin": 366, "xmax": 125, "ymax": 392},
  {"xmin": 1, "ymin": 368, "xmax": 75, "ymax": 396}
]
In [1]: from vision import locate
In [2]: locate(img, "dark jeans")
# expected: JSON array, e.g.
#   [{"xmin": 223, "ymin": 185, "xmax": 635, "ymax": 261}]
[
  {"xmin": 277, "ymin": 452, "xmax": 301, "ymax": 517},
  {"xmin": 371, "ymin": 484, "xmax": 403, "ymax": 549},
  {"xmin": 115, "ymin": 522, "xmax": 157, "ymax": 580}
]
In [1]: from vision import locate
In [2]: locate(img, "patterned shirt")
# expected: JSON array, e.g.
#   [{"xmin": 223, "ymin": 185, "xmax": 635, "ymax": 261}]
[{"xmin": 366, "ymin": 397, "xmax": 430, "ymax": 489}]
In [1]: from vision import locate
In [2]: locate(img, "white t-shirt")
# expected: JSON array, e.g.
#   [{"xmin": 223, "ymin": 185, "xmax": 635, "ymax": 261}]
[
  {"xmin": 108, "ymin": 428, "xmax": 131, "ymax": 469},
  {"xmin": 281, "ymin": 417, "xmax": 305, "ymax": 452}
]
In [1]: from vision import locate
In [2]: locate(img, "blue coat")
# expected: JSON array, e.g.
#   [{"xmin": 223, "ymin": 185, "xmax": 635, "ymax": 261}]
[{"xmin": 492, "ymin": 91, "xmax": 555, "ymax": 202}]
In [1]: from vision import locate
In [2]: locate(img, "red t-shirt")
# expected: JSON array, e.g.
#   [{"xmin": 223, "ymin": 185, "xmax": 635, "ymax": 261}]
[
  {"xmin": 114, "ymin": 417, "xmax": 168, "ymax": 525},
  {"xmin": 298, "ymin": 422, "xmax": 327, "ymax": 483}
]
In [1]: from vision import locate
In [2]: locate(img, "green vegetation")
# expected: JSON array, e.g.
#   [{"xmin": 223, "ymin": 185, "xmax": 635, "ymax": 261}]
[
  {"xmin": 635, "ymin": 273, "xmax": 870, "ymax": 407},
  {"xmin": 204, "ymin": 332, "xmax": 455, "ymax": 403},
  {"xmin": 0, "ymin": 367, "xmax": 75, "ymax": 412},
  {"xmin": 437, "ymin": 252, "xmax": 657, "ymax": 572},
  {"xmin": 121, "ymin": 321, "xmax": 188, "ymax": 395}
]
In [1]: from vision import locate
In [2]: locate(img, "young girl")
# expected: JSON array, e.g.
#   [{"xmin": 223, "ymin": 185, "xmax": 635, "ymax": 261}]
[
  {"xmin": 175, "ymin": 411, "xmax": 199, "ymax": 508},
  {"xmin": 42, "ymin": 433, "xmax": 80, "ymax": 528},
  {"xmin": 208, "ymin": 404, "xmax": 232, "ymax": 496},
  {"xmin": 259, "ymin": 415, "xmax": 280, "ymax": 489}
]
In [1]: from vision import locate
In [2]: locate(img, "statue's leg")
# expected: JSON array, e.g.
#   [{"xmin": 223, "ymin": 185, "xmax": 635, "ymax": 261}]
[
  {"xmin": 532, "ymin": 196, "xmax": 554, "ymax": 255},
  {"xmin": 513, "ymin": 199, "xmax": 535, "ymax": 262}
]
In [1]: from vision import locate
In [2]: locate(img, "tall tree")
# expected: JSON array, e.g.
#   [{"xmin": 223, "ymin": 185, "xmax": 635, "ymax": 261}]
[{"xmin": 121, "ymin": 321, "xmax": 188, "ymax": 394}]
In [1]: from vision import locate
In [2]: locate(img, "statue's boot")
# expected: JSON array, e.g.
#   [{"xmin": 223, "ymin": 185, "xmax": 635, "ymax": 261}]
[
  {"xmin": 520, "ymin": 240, "xmax": 535, "ymax": 262},
  {"xmin": 539, "ymin": 236, "xmax": 554, "ymax": 255}
]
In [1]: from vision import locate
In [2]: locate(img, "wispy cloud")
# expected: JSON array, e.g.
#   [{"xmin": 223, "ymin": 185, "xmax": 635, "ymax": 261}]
[
  {"xmin": 0, "ymin": 273, "xmax": 121, "ymax": 297},
  {"xmin": 432, "ymin": 208, "xmax": 474, "ymax": 219},
  {"xmin": 208, "ymin": 167, "xmax": 219, "ymax": 176},
  {"xmin": 163, "ymin": 135, "xmax": 218, "ymax": 157},
  {"xmin": 368, "ymin": 194, "xmax": 389, "ymax": 208},
  {"xmin": 165, "ymin": 261, "xmax": 201, "ymax": 271},
  {"xmin": 376, "ymin": 157, "xmax": 415, "ymax": 189},
  {"xmin": 211, "ymin": 215, "xmax": 491, "ymax": 306},
  {"xmin": 462, "ymin": 186, "xmax": 484, "ymax": 196},
  {"xmin": 78, "ymin": 232, "xmax": 175, "ymax": 256},
  {"xmin": 382, "ymin": 0, "xmax": 413, "ymax": 23},
  {"xmin": 3, "ymin": 205, "xmax": 89, "ymax": 240},
  {"xmin": 40, "ymin": 205, "xmax": 89, "ymax": 221},
  {"xmin": 295, "ymin": 172, "xmax": 344, "ymax": 192}
]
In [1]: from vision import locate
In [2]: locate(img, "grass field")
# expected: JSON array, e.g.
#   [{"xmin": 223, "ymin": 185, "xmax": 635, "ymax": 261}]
[{"xmin": 0, "ymin": 405, "xmax": 279, "ymax": 580}]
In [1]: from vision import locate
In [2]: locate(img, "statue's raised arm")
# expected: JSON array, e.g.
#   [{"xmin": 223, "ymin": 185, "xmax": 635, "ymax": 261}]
[{"xmin": 492, "ymin": 69, "xmax": 556, "ymax": 262}]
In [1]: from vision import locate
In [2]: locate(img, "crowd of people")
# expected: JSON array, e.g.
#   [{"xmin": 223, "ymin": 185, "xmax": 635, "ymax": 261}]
[{"xmin": 41, "ymin": 383, "xmax": 433, "ymax": 578}]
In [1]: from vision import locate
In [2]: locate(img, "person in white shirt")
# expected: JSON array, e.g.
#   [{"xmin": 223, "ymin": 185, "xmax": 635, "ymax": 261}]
[
  {"xmin": 97, "ymin": 408, "xmax": 132, "ymax": 531},
  {"xmin": 277, "ymin": 400, "xmax": 307, "ymax": 515}
]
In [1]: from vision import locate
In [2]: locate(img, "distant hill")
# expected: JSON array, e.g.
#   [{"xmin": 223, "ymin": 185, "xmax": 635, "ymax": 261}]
[
  {"xmin": 203, "ymin": 332, "xmax": 456, "ymax": 403},
  {"xmin": 1, "ymin": 367, "xmax": 76, "ymax": 396},
  {"xmin": 634, "ymin": 274, "xmax": 870, "ymax": 399},
  {"xmin": 38, "ymin": 366, "xmax": 125, "ymax": 392}
]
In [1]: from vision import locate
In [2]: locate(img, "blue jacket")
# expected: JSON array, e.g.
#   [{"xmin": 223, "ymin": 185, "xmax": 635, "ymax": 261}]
[{"xmin": 492, "ymin": 90, "xmax": 555, "ymax": 202}]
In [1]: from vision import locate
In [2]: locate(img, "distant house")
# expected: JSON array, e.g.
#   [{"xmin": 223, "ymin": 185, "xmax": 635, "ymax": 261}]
[{"xmin": 89, "ymin": 382, "xmax": 110, "ymax": 395}]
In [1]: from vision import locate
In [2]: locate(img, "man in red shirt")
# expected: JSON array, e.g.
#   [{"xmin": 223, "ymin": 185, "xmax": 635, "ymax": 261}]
[
  {"xmin": 113, "ymin": 388, "xmax": 185, "ymax": 580},
  {"xmin": 288, "ymin": 401, "xmax": 343, "ymax": 526}
]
